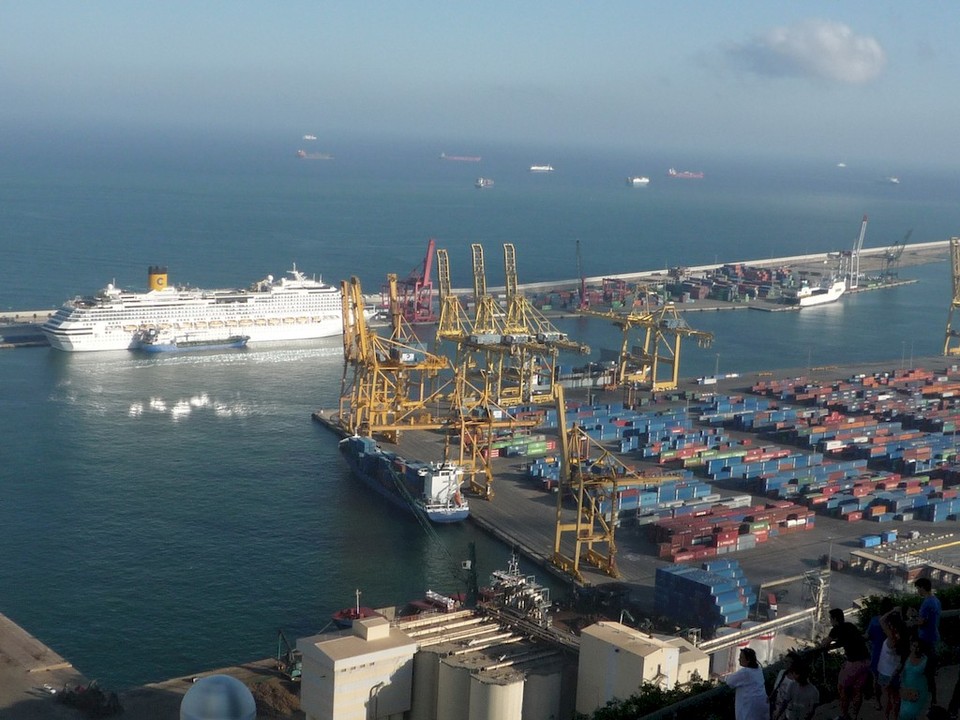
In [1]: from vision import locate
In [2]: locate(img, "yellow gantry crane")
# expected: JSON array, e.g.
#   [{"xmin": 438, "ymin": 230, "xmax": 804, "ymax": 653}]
[
  {"xmin": 581, "ymin": 303, "xmax": 713, "ymax": 402},
  {"xmin": 551, "ymin": 383, "xmax": 686, "ymax": 582},
  {"xmin": 944, "ymin": 237, "xmax": 960, "ymax": 356},
  {"xmin": 338, "ymin": 274, "xmax": 451, "ymax": 443},
  {"xmin": 501, "ymin": 242, "xmax": 590, "ymax": 403},
  {"xmin": 435, "ymin": 246, "xmax": 543, "ymax": 498}
]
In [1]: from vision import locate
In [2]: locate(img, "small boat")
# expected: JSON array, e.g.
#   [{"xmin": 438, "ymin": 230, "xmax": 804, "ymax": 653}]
[
  {"xmin": 475, "ymin": 177, "xmax": 494, "ymax": 189},
  {"xmin": 135, "ymin": 328, "xmax": 249, "ymax": 353},
  {"xmin": 331, "ymin": 589, "xmax": 382, "ymax": 629},
  {"xmin": 886, "ymin": 176, "xmax": 900, "ymax": 185},
  {"xmin": 529, "ymin": 165, "xmax": 554, "ymax": 173},
  {"xmin": 627, "ymin": 176, "xmax": 650, "ymax": 186}
]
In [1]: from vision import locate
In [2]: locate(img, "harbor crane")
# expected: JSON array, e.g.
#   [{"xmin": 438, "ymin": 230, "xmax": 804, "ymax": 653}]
[
  {"xmin": 882, "ymin": 229, "xmax": 912, "ymax": 283},
  {"xmin": 844, "ymin": 215, "xmax": 869, "ymax": 289},
  {"xmin": 551, "ymin": 383, "xmax": 685, "ymax": 582},
  {"xmin": 943, "ymin": 238, "xmax": 960, "ymax": 356},
  {"xmin": 576, "ymin": 239, "xmax": 588, "ymax": 310},
  {"xmin": 380, "ymin": 238, "xmax": 437, "ymax": 324},
  {"xmin": 338, "ymin": 274, "xmax": 451, "ymax": 442},
  {"xmin": 434, "ymin": 247, "xmax": 540, "ymax": 498},
  {"xmin": 581, "ymin": 303, "xmax": 713, "ymax": 402}
]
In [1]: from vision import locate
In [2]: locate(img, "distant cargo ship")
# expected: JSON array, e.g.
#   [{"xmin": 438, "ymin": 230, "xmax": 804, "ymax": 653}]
[
  {"xmin": 338, "ymin": 435, "xmax": 469, "ymax": 523},
  {"xmin": 627, "ymin": 176, "xmax": 650, "ymax": 186},
  {"xmin": 668, "ymin": 168, "xmax": 704, "ymax": 179},
  {"xmin": 475, "ymin": 177, "xmax": 494, "ymax": 189},
  {"xmin": 529, "ymin": 165, "xmax": 554, "ymax": 173},
  {"xmin": 440, "ymin": 152, "xmax": 482, "ymax": 162},
  {"xmin": 297, "ymin": 149, "xmax": 333, "ymax": 160}
]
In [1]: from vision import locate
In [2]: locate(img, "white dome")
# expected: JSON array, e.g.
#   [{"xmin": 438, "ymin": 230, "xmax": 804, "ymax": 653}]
[{"xmin": 180, "ymin": 675, "xmax": 256, "ymax": 720}]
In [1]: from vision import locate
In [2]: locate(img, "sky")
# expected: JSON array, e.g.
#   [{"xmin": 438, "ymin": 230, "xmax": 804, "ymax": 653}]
[{"xmin": 2, "ymin": 2, "xmax": 959, "ymax": 165}]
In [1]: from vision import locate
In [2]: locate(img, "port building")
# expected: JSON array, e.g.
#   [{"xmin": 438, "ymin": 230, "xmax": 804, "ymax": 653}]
[
  {"xmin": 299, "ymin": 609, "xmax": 713, "ymax": 720},
  {"xmin": 576, "ymin": 622, "xmax": 708, "ymax": 716}
]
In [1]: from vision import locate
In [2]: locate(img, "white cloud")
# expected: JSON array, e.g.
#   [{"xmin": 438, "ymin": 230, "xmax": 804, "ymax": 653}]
[{"xmin": 729, "ymin": 19, "xmax": 886, "ymax": 84}]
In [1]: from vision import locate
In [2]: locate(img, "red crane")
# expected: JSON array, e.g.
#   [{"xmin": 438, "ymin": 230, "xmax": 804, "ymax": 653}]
[{"xmin": 381, "ymin": 238, "xmax": 437, "ymax": 323}]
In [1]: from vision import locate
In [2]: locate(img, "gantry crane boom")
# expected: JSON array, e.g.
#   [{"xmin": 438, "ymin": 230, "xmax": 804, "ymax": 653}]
[
  {"xmin": 848, "ymin": 215, "xmax": 868, "ymax": 290},
  {"xmin": 380, "ymin": 238, "xmax": 437, "ymax": 324}
]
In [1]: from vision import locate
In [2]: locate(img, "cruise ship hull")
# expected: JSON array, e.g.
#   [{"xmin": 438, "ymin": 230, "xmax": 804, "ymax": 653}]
[{"xmin": 42, "ymin": 265, "xmax": 342, "ymax": 352}]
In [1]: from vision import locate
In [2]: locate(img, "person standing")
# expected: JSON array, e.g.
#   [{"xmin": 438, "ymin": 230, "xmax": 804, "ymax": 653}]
[
  {"xmin": 899, "ymin": 638, "xmax": 931, "ymax": 720},
  {"xmin": 910, "ymin": 578, "xmax": 941, "ymax": 704},
  {"xmin": 725, "ymin": 647, "xmax": 771, "ymax": 720},
  {"xmin": 821, "ymin": 607, "xmax": 872, "ymax": 720},
  {"xmin": 770, "ymin": 651, "xmax": 800, "ymax": 718},
  {"xmin": 877, "ymin": 606, "xmax": 910, "ymax": 720},
  {"xmin": 775, "ymin": 664, "xmax": 820, "ymax": 720},
  {"xmin": 868, "ymin": 598, "xmax": 897, "ymax": 708}
]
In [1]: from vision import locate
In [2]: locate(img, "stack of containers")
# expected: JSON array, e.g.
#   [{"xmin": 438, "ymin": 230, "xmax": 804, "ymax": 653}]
[
  {"xmin": 655, "ymin": 560, "xmax": 751, "ymax": 637},
  {"xmin": 650, "ymin": 500, "xmax": 814, "ymax": 562}
]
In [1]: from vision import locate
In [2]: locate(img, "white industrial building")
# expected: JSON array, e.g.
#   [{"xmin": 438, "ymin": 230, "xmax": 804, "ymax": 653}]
[
  {"xmin": 575, "ymin": 622, "xmax": 709, "ymax": 716},
  {"xmin": 298, "ymin": 608, "xmax": 575, "ymax": 720},
  {"xmin": 299, "ymin": 616, "xmax": 418, "ymax": 720}
]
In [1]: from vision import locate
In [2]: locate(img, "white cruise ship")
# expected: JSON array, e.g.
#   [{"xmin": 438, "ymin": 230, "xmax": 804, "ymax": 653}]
[{"xmin": 42, "ymin": 265, "xmax": 342, "ymax": 352}]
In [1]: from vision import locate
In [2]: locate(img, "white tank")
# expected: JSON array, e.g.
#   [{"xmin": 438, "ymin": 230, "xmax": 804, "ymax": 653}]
[
  {"xmin": 468, "ymin": 670, "xmax": 524, "ymax": 720},
  {"xmin": 437, "ymin": 656, "xmax": 475, "ymax": 720},
  {"xmin": 709, "ymin": 628, "xmax": 739, "ymax": 676},
  {"xmin": 409, "ymin": 647, "xmax": 444, "ymax": 720},
  {"xmin": 742, "ymin": 621, "xmax": 776, "ymax": 665},
  {"xmin": 179, "ymin": 675, "xmax": 256, "ymax": 720},
  {"xmin": 522, "ymin": 666, "xmax": 563, "ymax": 720}
]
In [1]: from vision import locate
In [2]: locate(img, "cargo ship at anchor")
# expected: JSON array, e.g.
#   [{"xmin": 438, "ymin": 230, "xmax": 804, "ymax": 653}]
[
  {"xmin": 42, "ymin": 265, "xmax": 342, "ymax": 352},
  {"xmin": 338, "ymin": 435, "xmax": 469, "ymax": 523},
  {"xmin": 440, "ymin": 152, "xmax": 482, "ymax": 162},
  {"xmin": 668, "ymin": 167, "xmax": 704, "ymax": 179}
]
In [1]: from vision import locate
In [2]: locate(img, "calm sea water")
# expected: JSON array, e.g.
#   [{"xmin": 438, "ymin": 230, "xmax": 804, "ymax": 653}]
[{"xmin": 1, "ymin": 134, "xmax": 959, "ymax": 688}]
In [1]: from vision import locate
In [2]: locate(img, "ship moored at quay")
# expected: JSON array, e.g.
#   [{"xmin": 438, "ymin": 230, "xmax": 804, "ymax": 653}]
[
  {"xmin": 40, "ymin": 264, "xmax": 342, "ymax": 352},
  {"xmin": 337, "ymin": 434, "xmax": 469, "ymax": 523}
]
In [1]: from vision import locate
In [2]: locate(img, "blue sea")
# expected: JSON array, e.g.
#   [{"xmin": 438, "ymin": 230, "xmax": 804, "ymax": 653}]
[{"xmin": 1, "ymin": 132, "xmax": 959, "ymax": 689}]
